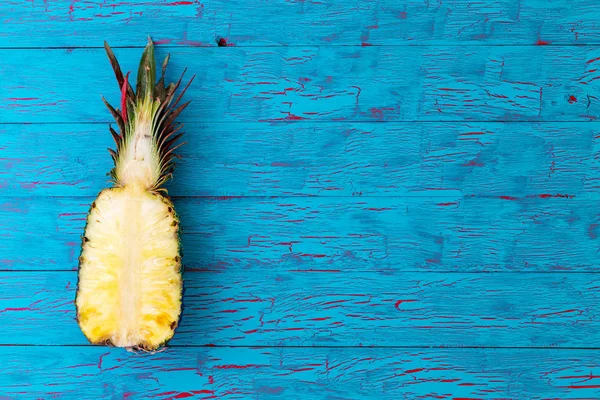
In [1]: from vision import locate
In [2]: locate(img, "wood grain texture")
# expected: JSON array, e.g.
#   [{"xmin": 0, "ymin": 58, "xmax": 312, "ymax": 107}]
[
  {"xmin": 1, "ymin": 196, "xmax": 596, "ymax": 272},
  {"xmin": 1, "ymin": 122, "xmax": 598, "ymax": 198},
  {"xmin": 4, "ymin": 1, "xmax": 600, "ymax": 397},
  {"xmin": 3, "ymin": 46, "xmax": 600, "ymax": 123},
  {"xmin": 2, "ymin": 0, "xmax": 600, "ymax": 47},
  {"xmin": 2, "ymin": 271, "xmax": 600, "ymax": 347},
  {"xmin": 2, "ymin": 346, "xmax": 600, "ymax": 399}
]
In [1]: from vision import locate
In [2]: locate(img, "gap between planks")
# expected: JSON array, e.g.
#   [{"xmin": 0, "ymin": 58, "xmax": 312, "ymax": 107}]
[
  {"xmin": 3, "ymin": 344, "xmax": 600, "ymax": 350},
  {"xmin": 3, "ymin": 44, "xmax": 600, "ymax": 50}
]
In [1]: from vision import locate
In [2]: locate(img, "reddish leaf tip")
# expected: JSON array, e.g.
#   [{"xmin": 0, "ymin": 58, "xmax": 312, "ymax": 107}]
[{"xmin": 121, "ymin": 72, "xmax": 130, "ymax": 123}]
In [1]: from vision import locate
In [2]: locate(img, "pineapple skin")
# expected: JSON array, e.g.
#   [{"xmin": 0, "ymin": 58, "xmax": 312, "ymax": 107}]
[{"xmin": 75, "ymin": 186, "xmax": 183, "ymax": 350}]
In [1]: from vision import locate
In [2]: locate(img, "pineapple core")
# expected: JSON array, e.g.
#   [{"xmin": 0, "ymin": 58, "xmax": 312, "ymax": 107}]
[{"xmin": 76, "ymin": 185, "xmax": 182, "ymax": 349}]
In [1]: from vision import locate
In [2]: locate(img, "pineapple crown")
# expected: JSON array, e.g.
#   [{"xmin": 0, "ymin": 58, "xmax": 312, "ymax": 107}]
[{"xmin": 102, "ymin": 38, "xmax": 194, "ymax": 192}]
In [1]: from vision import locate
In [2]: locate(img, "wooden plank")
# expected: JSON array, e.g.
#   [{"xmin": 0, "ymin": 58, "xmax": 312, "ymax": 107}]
[
  {"xmin": 2, "ymin": 271, "xmax": 600, "ymax": 347},
  {"xmin": 1, "ymin": 346, "xmax": 600, "ymax": 398},
  {"xmin": 1, "ymin": 122, "xmax": 598, "ymax": 198},
  {"xmin": 0, "ymin": 196, "xmax": 595, "ymax": 272},
  {"xmin": 3, "ymin": 46, "xmax": 600, "ymax": 123},
  {"xmin": 2, "ymin": 1, "xmax": 600, "ymax": 47}
]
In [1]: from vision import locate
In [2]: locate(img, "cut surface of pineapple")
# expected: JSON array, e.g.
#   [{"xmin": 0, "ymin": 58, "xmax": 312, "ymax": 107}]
[{"xmin": 76, "ymin": 185, "xmax": 182, "ymax": 349}]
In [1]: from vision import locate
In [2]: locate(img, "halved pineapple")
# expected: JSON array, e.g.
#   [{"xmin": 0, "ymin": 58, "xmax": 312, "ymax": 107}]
[{"xmin": 76, "ymin": 39, "xmax": 193, "ymax": 350}]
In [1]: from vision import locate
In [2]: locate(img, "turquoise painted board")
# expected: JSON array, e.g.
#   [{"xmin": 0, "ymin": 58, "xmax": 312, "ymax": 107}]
[
  {"xmin": 1, "ymin": 0, "xmax": 600, "ymax": 398},
  {"xmin": 4, "ymin": 46, "xmax": 600, "ymax": 123}
]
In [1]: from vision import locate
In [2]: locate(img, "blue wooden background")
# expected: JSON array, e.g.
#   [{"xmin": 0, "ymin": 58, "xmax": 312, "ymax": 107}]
[{"xmin": 2, "ymin": 0, "xmax": 600, "ymax": 398}]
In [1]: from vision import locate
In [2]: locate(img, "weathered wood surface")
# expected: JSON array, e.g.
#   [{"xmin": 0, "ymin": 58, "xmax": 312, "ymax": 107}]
[
  {"xmin": 2, "ymin": 0, "xmax": 600, "ymax": 47},
  {"xmin": 2, "ymin": 271, "xmax": 600, "ymax": 347},
  {"xmin": 1, "ymin": 196, "xmax": 595, "ymax": 272},
  {"xmin": 3, "ymin": 1, "xmax": 600, "ymax": 397},
  {"xmin": 1, "ymin": 122, "xmax": 598, "ymax": 198},
  {"xmin": 4, "ymin": 46, "xmax": 600, "ymax": 123},
  {"xmin": 2, "ymin": 346, "xmax": 600, "ymax": 399}
]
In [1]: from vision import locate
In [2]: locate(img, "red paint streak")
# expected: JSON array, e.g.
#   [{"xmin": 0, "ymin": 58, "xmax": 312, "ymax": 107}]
[
  {"xmin": 370, "ymin": 107, "xmax": 385, "ymax": 120},
  {"xmin": 537, "ymin": 193, "xmax": 575, "ymax": 199},
  {"xmin": 292, "ymin": 269, "xmax": 341, "ymax": 273},
  {"xmin": 499, "ymin": 196, "xmax": 517, "ymax": 201},
  {"xmin": 7, "ymin": 98, "xmax": 39, "ymax": 101},
  {"xmin": 558, "ymin": 374, "xmax": 600, "ymax": 379},
  {"xmin": 405, "ymin": 368, "xmax": 425, "ymax": 373},
  {"xmin": 285, "ymin": 114, "xmax": 307, "ymax": 121},
  {"xmin": 191, "ymin": 390, "xmax": 215, "ymax": 395},
  {"xmin": 20, "ymin": 182, "xmax": 37, "ymax": 189},
  {"xmin": 58, "ymin": 212, "xmax": 87, "ymax": 218},
  {"xmin": 463, "ymin": 160, "xmax": 484, "ymax": 167},
  {"xmin": 284, "ymin": 327, "xmax": 305, "ymax": 331},
  {"xmin": 538, "ymin": 309, "xmax": 577, "ymax": 318},
  {"xmin": 293, "ymin": 368, "xmax": 314, "ymax": 372},
  {"xmin": 0, "ymin": 307, "xmax": 30, "ymax": 314},
  {"xmin": 437, "ymin": 202, "xmax": 458, "ymax": 207},
  {"xmin": 244, "ymin": 329, "xmax": 259, "ymax": 334},
  {"xmin": 208, "ymin": 375, "xmax": 214, "ymax": 384},
  {"xmin": 568, "ymin": 95, "xmax": 577, "ymax": 104},
  {"xmin": 173, "ymin": 393, "xmax": 193, "ymax": 399},
  {"xmin": 398, "ymin": 11, "xmax": 408, "ymax": 19},
  {"xmin": 323, "ymin": 300, "xmax": 347, "ymax": 306},
  {"xmin": 154, "ymin": 392, "xmax": 177, "ymax": 397},
  {"xmin": 460, "ymin": 131, "xmax": 485, "ymax": 136},
  {"xmin": 568, "ymin": 385, "xmax": 600, "ymax": 389},
  {"xmin": 154, "ymin": 39, "xmax": 173, "ymax": 45},
  {"xmin": 589, "ymin": 224, "xmax": 598, "ymax": 239},
  {"xmin": 395, "ymin": 299, "xmax": 416, "ymax": 309},
  {"xmin": 213, "ymin": 364, "xmax": 262, "ymax": 369},
  {"xmin": 97, "ymin": 352, "xmax": 109, "ymax": 370},
  {"xmin": 308, "ymin": 317, "xmax": 330, "ymax": 321},
  {"xmin": 167, "ymin": 1, "xmax": 194, "ymax": 5},
  {"xmin": 536, "ymin": 39, "xmax": 551, "ymax": 45},
  {"xmin": 218, "ymin": 309, "xmax": 238, "ymax": 313},
  {"xmin": 367, "ymin": 208, "xmax": 392, "ymax": 211}
]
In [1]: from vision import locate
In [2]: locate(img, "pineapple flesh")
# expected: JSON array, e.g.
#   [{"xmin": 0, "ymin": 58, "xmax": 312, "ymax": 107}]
[{"xmin": 76, "ymin": 39, "xmax": 193, "ymax": 350}]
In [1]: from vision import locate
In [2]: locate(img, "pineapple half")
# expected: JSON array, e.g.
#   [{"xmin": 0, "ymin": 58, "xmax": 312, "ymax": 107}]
[{"xmin": 76, "ymin": 39, "xmax": 194, "ymax": 350}]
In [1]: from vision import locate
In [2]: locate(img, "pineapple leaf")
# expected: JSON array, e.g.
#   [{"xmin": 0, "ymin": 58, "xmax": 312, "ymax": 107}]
[
  {"xmin": 156, "ymin": 77, "xmax": 166, "ymax": 102},
  {"xmin": 104, "ymin": 41, "xmax": 135, "ymax": 99},
  {"xmin": 108, "ymin": 125, "xmax": 122, "ymax": 148},
  {"xmin": 136, "ymin": 38, "xmax": 156, "ymax": 101},
  {"xmin": 101, "ymin": 96, "xmax": 125, "ymax": 135},
  {"xmin": 162, "ymin": 100, "xmax": 191, "ymax": 133},
  {"xmin": 162, "ymin": 53, "xmax": 170, "ymax": 78},
  {"xmin": 107, "ymin": 148, "xmax": 118, "ymax": 163}
]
